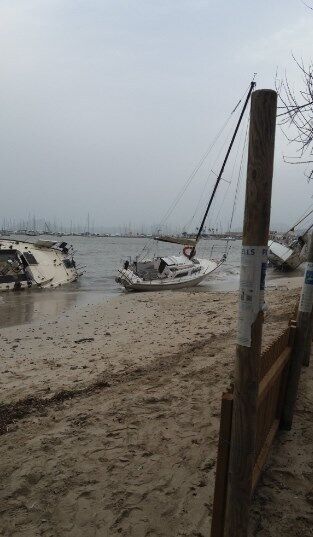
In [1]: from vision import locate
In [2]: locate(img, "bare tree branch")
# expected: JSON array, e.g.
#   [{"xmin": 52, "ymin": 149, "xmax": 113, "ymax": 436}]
[{"xmin": 276, "ymin": 53, "xmax": 313, "ymax": 180}]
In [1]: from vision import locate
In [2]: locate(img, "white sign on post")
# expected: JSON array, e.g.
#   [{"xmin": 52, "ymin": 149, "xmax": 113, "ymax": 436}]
[{"xmin": 237, "ymin": 246, "xmax": 268, "ymax": 347}]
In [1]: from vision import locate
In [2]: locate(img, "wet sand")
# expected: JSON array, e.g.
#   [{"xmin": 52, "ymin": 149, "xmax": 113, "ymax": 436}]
[
  {"xmin": 0, "ymin": 265, "xmax": 304, "ymax": 329},
  {"xmin": 0, "ymin": 276, "xmax": 304, "ymax": 404},
  {"xmin": 0, "ymin": 282, "xmax": 312, "ymax": 536}
]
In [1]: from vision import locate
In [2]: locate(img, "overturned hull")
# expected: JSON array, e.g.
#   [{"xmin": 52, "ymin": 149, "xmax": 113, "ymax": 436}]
[
  {"xmin": 268, "ymin": 240, "xmax": 306, "ymax": 271},
  {"xmin": 0, "ymin": 239, "xmax": 79, "ymax": 291}
]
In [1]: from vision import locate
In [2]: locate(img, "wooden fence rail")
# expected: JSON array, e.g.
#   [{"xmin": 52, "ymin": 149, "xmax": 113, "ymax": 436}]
[{"xmin": 211, "ymin": 322, "xmax": 296, "ymax": 537}]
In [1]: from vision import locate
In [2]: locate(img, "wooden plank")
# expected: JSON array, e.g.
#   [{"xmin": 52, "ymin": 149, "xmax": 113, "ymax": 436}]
[
  {"xmin": 259, "ymin": 328, "xmax": 289, "ymax": 383},
  {"xmin": 288, "ymin": 322, "xmax": 297, "ymax": 345},
  {"xmin": 256, "ymin": 385, "xmax": 272, "ymax": 460},
  {"xmin": 258, "ymin": 347, "xmax": 292, "ymax": 405},
  {"xmin": 251, "ymin": 419, "xmax": 279, "ymax": 492},
  {"xmin": 277, "ymin": 359, "xmax": 291, "ymax": 426},
  {"xmin": 210, "ymin": 392, "xmax": 233, "ymax": 537}
]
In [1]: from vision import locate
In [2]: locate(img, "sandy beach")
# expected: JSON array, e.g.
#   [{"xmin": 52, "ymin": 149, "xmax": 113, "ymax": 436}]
[{"xmin": 0, "ymin": 283, "xmax": 312, "ymax": 536}]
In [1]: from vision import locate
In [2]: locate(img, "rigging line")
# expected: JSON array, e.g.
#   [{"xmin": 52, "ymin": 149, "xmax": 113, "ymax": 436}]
[
  {"xmin": 302, "ymin": 219, "xmax": 313, "ymax": 236},
  {"xmin": 183, "ymin": 111, "xmax": 241, "ymax": 232},
  {"xmin": 227, "ymin": 113, "xmax": 250, "ymax": 234},
  {"xmin": 213, "ymin": 112, "xmax": 248, "ymax": 229},
  {"xmin": 138, "ymin": 81, "xmax": 255, "ymax": 259},
  {"xmin": 194, "ymin": 80, "xmax": 256, "ymax": 245},
  {"xmin": 137, "ymin": 107, "xmax": 239, "ymax": 259},
  {"xmin": 222, "ymin": 121, "xmax": 249, "ymax": 257},
  {"xmin": 155, "ymin": 82, "xmax": 254, "ymax": 229},
  {"xmin": 212, "ymin": 181, "xmax": 232, "ymax": 228},
  {"xmin": 158, "ymin": 113, "xmax": 237, "ymax": 227},
  {"xmin": 287, "ymin": 204, "xmax": 313, "ymax": 232}
]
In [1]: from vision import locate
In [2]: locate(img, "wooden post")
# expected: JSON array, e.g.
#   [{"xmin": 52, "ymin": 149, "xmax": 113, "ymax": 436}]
[
  {"xmin": 281, "ymin": 233, "xmax": 313, "ymax": 428},
  {"xmin": 303, "ymin": 292, "xmax": 313, "ymax": 364},
  {"xmin": 308, "ymin": 306, "xmax": 313, "ymax": 362},
  {"xmin": 303, "ymin": 235, "xmax": 313, "ymax": 366},
  {"xmin": 224, "ymin": 89, "xmax": 277, "ymax": 537}
]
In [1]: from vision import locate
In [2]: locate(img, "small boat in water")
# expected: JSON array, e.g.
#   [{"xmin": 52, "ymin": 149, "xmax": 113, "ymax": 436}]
[
  {"xmin": 116, "ymin": 80, "xmax": 256, "ymax": 292},
  {"xmin": 0, "ymin": 239, "xmax": 79, "ymax": 291}
]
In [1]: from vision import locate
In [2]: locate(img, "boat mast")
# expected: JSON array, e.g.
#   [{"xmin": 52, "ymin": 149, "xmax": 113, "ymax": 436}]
[{"xmin": 194, "ymin": 80, "xmax": 256, "ymax": 245}]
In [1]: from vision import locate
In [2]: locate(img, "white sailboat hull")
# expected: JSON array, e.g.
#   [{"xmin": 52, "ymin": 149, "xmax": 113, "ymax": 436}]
[{"xmin": 116, "ymin": 258, "xmax": 219, "ymax": 292}]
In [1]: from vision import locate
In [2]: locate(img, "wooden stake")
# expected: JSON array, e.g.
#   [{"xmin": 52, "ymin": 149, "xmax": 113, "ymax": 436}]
[
  {"xmin": 303, "ymin": 236, "xmax": 313, "ymax": 366},
  {"xmin": 224, "ymin": 89, "xmax": 277, "ymax": 537},
  {"xmin": 303, "ymin": 317, "xmax": 313, "ymax": 367},
  {"xmin": 281, "ymin": 232, "xmax": 313, "ymax": 428},
  {"xmin": 306, "ymin": 307, "xmax": 313, "ymax": 365},
  {"xmin": 211, "ymin": 391, "xmax": 233, "ymax": 537}
]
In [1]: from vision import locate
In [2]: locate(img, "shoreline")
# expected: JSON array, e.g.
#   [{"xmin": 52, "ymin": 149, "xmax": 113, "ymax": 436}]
[{"xmin": 0, "ymin": 268, "xmax": 304, "ymax": 330}]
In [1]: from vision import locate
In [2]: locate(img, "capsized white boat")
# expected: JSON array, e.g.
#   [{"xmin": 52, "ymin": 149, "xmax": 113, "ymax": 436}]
[
  {"xmin": 268, "ymin": 205, "xmax": 313, "ymax": 271},
  {"xmin": 116, "ymin": 80, "xmax": 256, "ymax": 292},
  {"xmin": 0, "ymin": 239, "xmax": 80, "ymax": 291},
  {"xmin": 268, "ymin": 239, "xmax": 306, "ymax": 271}
]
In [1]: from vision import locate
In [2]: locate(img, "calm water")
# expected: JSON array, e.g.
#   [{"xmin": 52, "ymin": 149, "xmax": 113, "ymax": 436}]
[{"xmin": 0, "ymin": 235, "xmax": 302, "ymax": 327}]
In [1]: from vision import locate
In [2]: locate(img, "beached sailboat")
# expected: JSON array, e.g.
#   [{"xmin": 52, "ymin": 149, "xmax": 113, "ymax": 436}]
[
  {"xmin": 116, "ymin": 81, "xmax": 256, "ymax": 291},
  {"xmin": 268, "ymin": 208, "xmax": 313, "ymax": 270},
  {"xmin": 0, "ymin": 238, "xmax": 80, "ymax": 291}
]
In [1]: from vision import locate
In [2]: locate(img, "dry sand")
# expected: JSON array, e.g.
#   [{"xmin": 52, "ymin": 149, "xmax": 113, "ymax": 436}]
[{"xmin": 0, "ymin": 284, "xmax": 312, "ymax": 536}]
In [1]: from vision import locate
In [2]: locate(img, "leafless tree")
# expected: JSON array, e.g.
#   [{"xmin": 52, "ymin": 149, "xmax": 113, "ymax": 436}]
[
  {"xmin": 276, "ymin": 1, "xmax": 313, "ymax": 180},
  {"xmin": 277, "ymin": 57, "xmax": 313, "ymax": 181}
]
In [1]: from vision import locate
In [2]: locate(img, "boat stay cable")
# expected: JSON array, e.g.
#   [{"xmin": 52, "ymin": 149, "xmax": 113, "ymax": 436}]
[
  {"xmin": 182, "ymin": 114, "xmax": 241, "ymax": 233},
  {"xmin": 287, "ymin": 205, "xmax": 313, "ymax": 233},
  {"xmin": 157, "ymin": 86, "xmax": 253, "ymax": 230},
  {"xmin": 137, "ymin": 79, "xmax": 256, "ymax": 261},
  {"xmin": 226, "ymin": 113, "xmax": 250, "ymax": 237},
  {"xmin": 205, "ymin": 111, "xmax": 250, "ymax": 238},
  {"xmin": 192, "ymin": 80, "xmax": 256, "ymax": 250},
  {"xmin": 137, "ymin": 101, "xmax": 241, "ymax": 260}
]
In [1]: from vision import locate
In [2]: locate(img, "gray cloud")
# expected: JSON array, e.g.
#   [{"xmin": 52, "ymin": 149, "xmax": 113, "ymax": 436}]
[{"xmin": 1, "ymin": 0, "xmax": 313, "ymax": 233}]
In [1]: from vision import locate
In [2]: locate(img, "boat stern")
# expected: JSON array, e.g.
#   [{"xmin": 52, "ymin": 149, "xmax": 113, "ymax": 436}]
[{"xmin": 115, "ymin": 268, "xmax": 143, "ymax": 290}]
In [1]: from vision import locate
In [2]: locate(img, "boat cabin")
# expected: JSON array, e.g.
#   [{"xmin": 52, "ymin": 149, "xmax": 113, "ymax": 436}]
[{"xmin": 130, "ymin": 255, "xmax": 201, "ymax": 281}]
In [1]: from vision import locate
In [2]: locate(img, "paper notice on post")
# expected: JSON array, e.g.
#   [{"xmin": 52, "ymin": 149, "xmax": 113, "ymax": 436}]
[
  {"xmin": 299, "ymin": 261, "xmax": 313, "ymax": 313},
  {"xmin": 237, "ymin": 246, "xmax": 268, "ymax": 347}
]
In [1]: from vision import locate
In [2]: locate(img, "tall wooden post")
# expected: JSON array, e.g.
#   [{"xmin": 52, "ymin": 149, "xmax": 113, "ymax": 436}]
[
  {"xmin": 224, "ymin": 90, "xmax": 277, "ymax": 537},
  {"xmin": 302, "ymin": 233, "xmax": 313, "ymax": 367},
  {"xmin": 306, "ymin": 308, "xmax": 313, "ymax": 367},
  {"xmin": 281, "ymin": 232, "xmax": 313, "ymax": 428}
]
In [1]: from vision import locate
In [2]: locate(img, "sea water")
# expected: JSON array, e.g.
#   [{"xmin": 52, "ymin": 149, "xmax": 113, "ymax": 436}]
[{"xmin": 0, "ymin": 236, "xmax": 301, "ymax": 327}]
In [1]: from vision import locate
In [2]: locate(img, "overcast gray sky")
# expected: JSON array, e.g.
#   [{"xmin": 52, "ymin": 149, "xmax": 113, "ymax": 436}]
[{"xmin": 1, "ymin": 0, "xmax": 313, "ymax": 232}]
